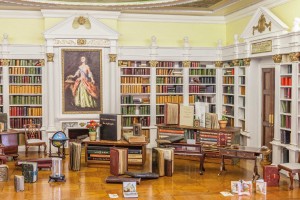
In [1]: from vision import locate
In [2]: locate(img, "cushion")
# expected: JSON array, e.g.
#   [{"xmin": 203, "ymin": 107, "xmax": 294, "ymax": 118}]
[
  {"xmin": 27, "ymin": 139, "xmax": 44, "ymax": 144},
  {"xmin": 278, "ymin": 163, "xmax": 300, "ymax": 170}
]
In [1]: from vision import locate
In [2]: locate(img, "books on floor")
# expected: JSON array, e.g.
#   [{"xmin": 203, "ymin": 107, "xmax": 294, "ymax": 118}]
[
  {"xmin": 21, "ymin": 162, "xmax": 38, "ymax": 183},
  {"xmin": 69, "ymin": 142, "xmax": 82, "ymax": 171},
  {"xmin": 110, "ymin": 147, "xmax": 128, "ymax": 176},
  {"xmin": 14, "ymin": 175, "xmax": 24, "ymax": 192}
]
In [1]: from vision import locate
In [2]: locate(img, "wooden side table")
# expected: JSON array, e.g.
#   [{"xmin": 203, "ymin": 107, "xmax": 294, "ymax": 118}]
[{"xmin": 278, "ymin": 163, "xmax": 300, "ymax": 190}]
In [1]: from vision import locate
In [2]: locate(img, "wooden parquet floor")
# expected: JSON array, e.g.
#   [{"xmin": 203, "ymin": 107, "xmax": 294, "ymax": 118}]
[{"xmin": 0, "ymin": 150, "xmax": 299, "ymax": 200}]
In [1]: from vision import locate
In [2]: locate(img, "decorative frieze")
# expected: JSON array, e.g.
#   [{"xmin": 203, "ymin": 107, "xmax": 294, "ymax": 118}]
[
  {"xmin": 0, "ymin": 59, "xmax": 9, "ymax": 66},
  {"xmin": 232, "ymin": 59, "xmax": 239, "ymax": 66},
  {"xmin": 46, "ymin": 53, "xmax": 54, "ymax": 62},
  {"xmin": 109, "ymin": 54, "xmax": 117, "ymax": 63},
  {"xmin": 53, "ymin": 39, "xmax": 110, "ymax": 47},
  {"xmin": 272, "ymin": 54, "xmax": 282, "ymax": 63},
  {"xmin": 253, "ymin": 14, "xmax": 272, "ymax": 35}
]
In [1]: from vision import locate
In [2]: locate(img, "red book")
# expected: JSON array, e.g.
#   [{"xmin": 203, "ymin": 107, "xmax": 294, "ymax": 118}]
[{"xmin": 263, "ymin": 165, "xmax": 279, "ymax": 186}]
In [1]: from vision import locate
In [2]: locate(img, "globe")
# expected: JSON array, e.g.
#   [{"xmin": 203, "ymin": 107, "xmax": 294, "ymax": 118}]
[{"xmin": 51, "ymin": 131, "xmax": 68, "ymax": 148}]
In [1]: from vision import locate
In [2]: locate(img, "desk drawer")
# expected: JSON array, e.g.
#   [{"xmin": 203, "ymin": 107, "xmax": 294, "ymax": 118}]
[
  {"xmin": 237, "ymin": 152, "xmax": 255, "ymax": 158},
  {"xmin": 221, "ymin": 150, "xmax": 236, "ymax": 156}
]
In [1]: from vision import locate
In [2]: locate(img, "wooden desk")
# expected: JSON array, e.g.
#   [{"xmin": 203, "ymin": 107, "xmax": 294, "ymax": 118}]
[
  {"xmin": 218, "ymin": 146, "xmax": 262, "ymax": 180},
  {"xmin": 0, "ymin": 129, "xmax": 21, "ymax": 159},
  {"xmin": 159, "ymin": 142, "xmax": 205, "ymax": 175}
]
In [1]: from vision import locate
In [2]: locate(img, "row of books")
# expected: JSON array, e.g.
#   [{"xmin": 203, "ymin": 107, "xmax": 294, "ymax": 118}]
[
  {"xmin": 223, "ymin": 86, "xmax": 234, "ymax": 94},
  {"xmin": 156, "ymin": 68, "xmax": 182, "ymax": 75},
  {"xmin": 121, "ymin": 68, "xmax": 150, "ymax": 75},
  {"xmin": 223, "ymin": 77, "xmax": 235, "ymax": 84},
  {"xmin": 9, "ymin": 76, "xmax": 42, "ymax": 84},
  {"xmin": 280, "ymin": 115, "xmax": 291, "ymax": 129},
  {"xmin": 239, "ymin": 76, "xmax": 245, "ymax": 84},
  {"xmin": 280, "ymin": 130, "xmax": 291, "ymax": 144},
  {"xmin": 224, "ymin": 95, "xmax": 234, "ymax": 104},
  {"xmin": 9, "ymin": 95, "xmax": 42, "ymax": 105},
  {"xmin": 120, "ymin": 76, "xmax": 149, "ymax": 84},
  {"xmin": 1, "ymin": 59, "xmax": 43, "ymax": 67},
  {"xmin": 189, "ymin": 69, "xmax": 216, "ymax": 75},
  {"xmin": 156, "ymin": 77, "xmax": 183, "ymax": 84},
  {"xmin": 122, "ymin": 116, "xmax": 150, "ymax": 127},
  {"xmin": 281, "ymin": 76, "xmax": 292, "ymax": 86},
  {"xmin": 9, "ymin": 85, "xmax": 42, "ymax": 94},
  {"xmin": 189, "ymin": 85, "xmax": 215, "ymax": 93},
  {"xmin": 156, "ymin": 85, "xmax": 183, "ymax": 93},
  {"xmin": 9, "ymin": 67, "xmax": 42, "ymax": 74},
  {"xmin": 223, "ymin": 68, "xmax": 235, "ymax": 75},
  {"xmin": 282, "ymin": 88, "xmax": 292, "ymax": 99},
  {"xmin": 0, "ymin": 96, "xmax": 2, "ymax": 104},
  {"xmin": 10, "ymin": 118, "xmax": 42, "ymax": 129},
  {"xmin": 156, "ymin": 116, "xmax": 164, "ymax": 124},
  {"xmin": 120, "ymin": 85, "xmax": 150, "ymax": 94},
  {"xmin": 156, "ymin": 105, "xmax": 165, "ymax": 115},
  {"xmin": 186, "ymin": 62, "xmax": 207, "ymax": 68},
  {"xmin": 121, "ymin": 105, "xmax": 150, "ymax": 115},
  {"xmin": 9, "ymin": 106, "xmax": 42, "ymax": 116},
  {"xmin": 156, "ymin": 95, "xmax": 183, "ymax": 104},
  {"xmin": 189, "ymin": 95, "xmax": 215, "ymax": 104},
  {"xmin": 281, "ymin": 101, "xmax": 291, "ymax": 113},
  {"xmin": 189, "ymin": 77, "xmax": 215, "ymax": 84},
  {"xmin": 156, "ymin": 61, "xmax": 175, "ymax": 68},
  {"xmin": 120, "ymin": 96, "xmax": 150, "ymax": 104}
]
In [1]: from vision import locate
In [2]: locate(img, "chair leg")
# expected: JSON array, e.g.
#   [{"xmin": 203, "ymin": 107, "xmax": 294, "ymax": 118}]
[
  {"xmin": 25, "ymin": 146, "xmax": 29, "ymax": 157},
  {"xmin": 44, "ymin": 144, "xmax": 47, "ymax": 155},
  {"xmin": 38, "ymin": 146, "xmax": 41, "ymax": 153},
  {"xmin": 289, "ymin": 172, "xmax": 295, "ymax": 190}
]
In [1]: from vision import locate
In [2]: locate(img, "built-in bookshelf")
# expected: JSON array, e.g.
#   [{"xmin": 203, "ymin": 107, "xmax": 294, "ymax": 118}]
[
  {"xmin": 238, "ymin": 66, "xmax": 246, "ymax": 131},
  {"xmin": 279, "ymin": 64, "xmax": 292, "ymax": 146},
  {"xmin": 222, "ymin": 65, "xmax": 235, "ymax": 127},
  {"xmin": 8, "ymin": 59, "xmax": 43, "ymax": 129},
  {"xmin": 119, "ymin": 60, "xmax": 151, "ymax": 140},
  {"xmin": 188, "ymin": 61, "xmax": 216, "ymax": 113},
  {"xmin": 0, "ymin": 66, "xmax": 3, "ymax": 113},
  {"xmin": 156, "ymin": 61, "xmax": 183, "ymax": 124}
]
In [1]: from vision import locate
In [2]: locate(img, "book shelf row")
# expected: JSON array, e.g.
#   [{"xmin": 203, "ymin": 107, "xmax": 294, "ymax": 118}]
[
  {"xmin": 9, "ymin": 67, "xmax": 42, "ymax": 75},
  {"xmin": 9, "ymin": 76, "xmax": 42, "ymax": 84},
  {"xmin": 9, "ymin": 85, "xmax": 42, "ymax": 94},
  {"xmin": 0, "ymin": 59, "xmax": 43, "ymax": 67},
  {"xmin": 10, "ymin": 118, "xmax": 42, "ymax": 129},
  {"xmin": 121, "ymin": 77, "xmax": 149, "ymax": 84},
  {"xmin": 9, "ymin": 106, "xmax": 42, "ymax": 116},
  {"xmin": 9, "ymin": 95, "xmax": 42, "ymax": 105},
  {"xmin": 121, "ymin": 105, "xmax": 150, "ymax": 115}
]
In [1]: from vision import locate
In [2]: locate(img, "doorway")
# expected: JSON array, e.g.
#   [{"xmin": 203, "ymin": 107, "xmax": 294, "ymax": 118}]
[{"xmin": 261, "ymin": 68, "xmax": 275, "ymax": 149}]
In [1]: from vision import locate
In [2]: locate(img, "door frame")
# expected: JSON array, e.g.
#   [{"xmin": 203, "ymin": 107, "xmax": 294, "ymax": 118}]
[{"xmin": 258, "ymin": 64, "xmax": 275, "ymax": 148}]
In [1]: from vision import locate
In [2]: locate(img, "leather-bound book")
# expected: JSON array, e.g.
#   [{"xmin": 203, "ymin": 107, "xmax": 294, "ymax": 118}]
[
  {"xmin": 164, "ymin": 160, "xmax": 173, "ymax": 177},
  {"xmin": 0, "ymin": 164, "xmax": 8, "ymax": 182},
  {"xmin": 110, "ymin": 147, "xmax": 128, "ymax": 176},
  {"xmin": 100, "ymin": 114, "xmax": 122, "ymax": 141},
  {"xmin": 124, "ymin": 171, "xmax": 159, "ymax": 179},
  {"xmin": 22, "ymin": 162, "xmax": 38, "ymax": 183},
  {"xmin": 14, "ymin": 175, "xmax": 24, "ymax": 192},
  {"xmin": 263, "ymin": 165, "xmax": 279, "ymax": 186},
  {"xmin": 217, "ymin": 133, "xmax": 227, "ymax": 147},
  {"xmin": 164, "ymin": 103, "xmax": 179, "ymax": 125},
  {"xmin": 152, "ymin": 148, "xmax": 174, "ymax": 177},
  {"xmin": 105, "ymin": 176, "xmax": 141, "ymax": 184}
]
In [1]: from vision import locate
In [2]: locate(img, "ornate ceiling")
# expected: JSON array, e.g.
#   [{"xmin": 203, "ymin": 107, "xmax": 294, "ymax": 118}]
[{"xmin": 0, "ymin": 0, "xmax": 267, "ymax": 16}]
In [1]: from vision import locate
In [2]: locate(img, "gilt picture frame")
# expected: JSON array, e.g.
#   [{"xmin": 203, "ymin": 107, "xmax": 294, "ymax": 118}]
[{"xmin": 62, "ymin": 49, "xmax": 102, "ymax": 114}]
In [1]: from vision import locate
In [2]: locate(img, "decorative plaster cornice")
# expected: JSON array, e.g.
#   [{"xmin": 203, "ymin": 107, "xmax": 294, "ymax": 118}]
[
  {"xmin": 0, "ymin": 10, "xmax": 42, "ymax": 18},
  {"xmin": 41, "ymin": 9, "xmax": 121, "ymax": 19}
]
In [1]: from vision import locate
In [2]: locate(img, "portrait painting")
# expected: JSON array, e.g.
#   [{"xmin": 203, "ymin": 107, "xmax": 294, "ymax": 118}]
[{"xmin": 62, "ymin": 49, "xmax": 102, "ymax": 114}]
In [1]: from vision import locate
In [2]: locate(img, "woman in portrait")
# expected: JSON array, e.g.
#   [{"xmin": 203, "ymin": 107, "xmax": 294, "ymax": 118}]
[{"xmin": 67, "ymin": 56, "xmax": 98, "ymax": 108}]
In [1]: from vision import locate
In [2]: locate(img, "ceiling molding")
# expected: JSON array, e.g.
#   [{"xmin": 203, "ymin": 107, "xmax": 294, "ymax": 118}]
[
  {"xmin": 40, "ymin": 9, "xmax": 121, "ymax": 19},
  {"xmin": 225, "ymin": 0, "xmax": 290, "ymax": 23},
  {"xmin": 119, "ymin": 13, "xmax": 225, "ymax": 24},
  {"xmin": 0, "ymin": 10, "xmax": 42, "ymax": 18}
]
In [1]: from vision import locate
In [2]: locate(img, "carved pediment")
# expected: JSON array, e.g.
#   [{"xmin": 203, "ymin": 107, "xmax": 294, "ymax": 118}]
[
  {"xmin": 241, "ymin": 7, "xmax": 288, "ymax": 42},
  {"xmin": 44, "ymin": 15, "xmax": 119, "ymax": 40}
]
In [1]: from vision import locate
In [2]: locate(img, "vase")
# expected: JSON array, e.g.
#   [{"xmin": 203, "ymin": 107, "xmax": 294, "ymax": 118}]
[
  {"xmin": 89, "ymin": 131, "xmax": 97, "ymax": 141},
  {"xmin": 218, "ymin": 120, "xmax": 227, "ymax": 129}
]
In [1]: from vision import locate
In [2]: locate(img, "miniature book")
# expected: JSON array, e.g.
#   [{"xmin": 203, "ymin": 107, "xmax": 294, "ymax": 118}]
[
  {"xmin": 238, "ymin": 180, "xmax": 252, "ymax": 196},
  {"xmin": 256, "ymin": 179, "xmax": 267, "ymax": 195},
  {"xmin": 123, "ymin": 182, "xmax": 138, "ymax": 198},
  {"xmin": 110, "ymin": 147, "xmax": 128, "ymax": 176}
]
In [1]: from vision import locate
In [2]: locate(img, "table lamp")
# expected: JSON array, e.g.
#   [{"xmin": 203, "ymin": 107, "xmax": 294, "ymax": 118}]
[{"xmin": 49, "ymin": 158, "xmax": 65, "ymax": 182}]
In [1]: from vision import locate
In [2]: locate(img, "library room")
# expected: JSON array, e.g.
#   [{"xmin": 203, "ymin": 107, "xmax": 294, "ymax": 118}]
[{"xmin": 1, "ymin": 0, "xmax": 300, "ymax": 199}]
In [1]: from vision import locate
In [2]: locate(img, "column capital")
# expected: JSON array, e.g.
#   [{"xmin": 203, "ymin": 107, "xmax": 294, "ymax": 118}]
[
  {"xmin": 149, "ymin": 60, "xmax": 158, "ymax": 67},
  {"xmin": 214, "ymin": 61, "xmax": 223, "ymax": 68},
  {"xmin": 46, "ymin": 53, "xmax": 54, "ymax": 62},
  {"xmin": 109, "ymin": 54, "xmax": 117, "ymax": 63},
  {"xmin": 272, "ymin": 54, "xmax": 282, "ymax": 63},
  {"xmin": 182, "ymin": 60, "xmax": 191, "ymax": 68}
]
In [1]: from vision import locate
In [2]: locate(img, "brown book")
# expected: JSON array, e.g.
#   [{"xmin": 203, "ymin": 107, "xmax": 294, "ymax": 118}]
[
  {"xmin": 164, "ymin": 103, "xmax": 179, "ymax": 125},
  {"xmin": 110, "ymin": 147, "xmax": 128, "ymax": 176},
  {"xmin": 164, "ymin": 160, "xmax": 173, "ymax": 177},
  {"xmin": 123, "ymin": 131, "xmax": 146, "ymax": 143},
  {"xmin": 217, "ymin": 133, "xmax": 227, "ymax": 147},
  {"xmin": 152, "ymin": 148, "xmax": 174, "ymax": 177},
  {"xmin": 105, "ymin": 176, "xmax": 141, "ymax": 184}
]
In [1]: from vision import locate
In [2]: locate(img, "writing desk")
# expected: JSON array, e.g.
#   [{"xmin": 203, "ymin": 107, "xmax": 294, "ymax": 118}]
[
  {"xmin": 0, "ymin": 129, "xmax": 21, "ymax": 159},
  {"xmin": 218, "ymin": 146, "xmax": 262, "ymax": 180},
  {"xmin": 158, "ymin": 142, "xmax": 205, "ymax": 175}
]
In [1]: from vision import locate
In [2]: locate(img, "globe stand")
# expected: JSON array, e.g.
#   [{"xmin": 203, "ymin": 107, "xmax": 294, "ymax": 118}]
[
  {"xmin": 48, "ymin": 175, "xmax": 66, "ymax": 183},
  {"xmin": 49, "ymin": 131, "xmax": 69, "ymax": 159}
]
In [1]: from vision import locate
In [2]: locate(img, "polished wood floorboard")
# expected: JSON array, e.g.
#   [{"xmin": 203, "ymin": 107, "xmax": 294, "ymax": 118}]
[{"xmin": 0, "ymin": 150, "xmax": 299, "ymax": 200}]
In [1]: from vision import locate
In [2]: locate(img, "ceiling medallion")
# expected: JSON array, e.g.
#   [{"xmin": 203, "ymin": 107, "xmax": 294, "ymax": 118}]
[{"xmin": 253, "ymin": 14, "xmax": 271, "ymax": 35}]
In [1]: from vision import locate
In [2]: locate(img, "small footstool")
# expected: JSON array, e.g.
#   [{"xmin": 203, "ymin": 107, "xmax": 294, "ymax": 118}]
[{"xmin": 278, "ymin": 163, "xmax": 300, "ymax": 190}]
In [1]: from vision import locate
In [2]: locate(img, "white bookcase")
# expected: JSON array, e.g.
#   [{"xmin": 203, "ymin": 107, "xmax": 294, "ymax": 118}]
[{"xmin": 222, "ymin": 65, "xmax": 235, "ymax": 127}]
